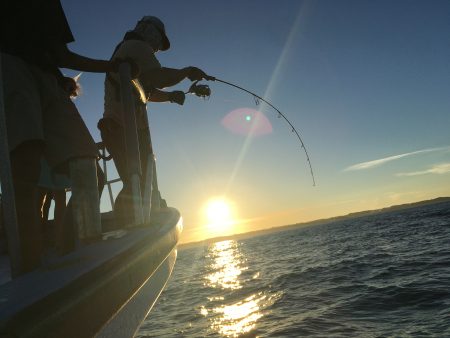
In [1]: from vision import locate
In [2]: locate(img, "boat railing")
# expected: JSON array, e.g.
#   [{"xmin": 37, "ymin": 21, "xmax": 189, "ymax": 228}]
[{"xmin": 97, "ymin": 142, "xmax": 119, "ymax": 210}]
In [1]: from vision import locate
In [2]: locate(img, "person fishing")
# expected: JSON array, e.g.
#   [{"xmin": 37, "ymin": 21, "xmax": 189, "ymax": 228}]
[
  {"xmin": 0, "ymin": 0, "xmax": 121, "ymax": 274},
  {"xmin": 99, "ymin": 16, "xmax": 211, "ymax": 227}
]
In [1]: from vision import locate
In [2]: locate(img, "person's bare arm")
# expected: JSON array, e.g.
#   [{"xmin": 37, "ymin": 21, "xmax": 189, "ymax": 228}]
[
  {"xmin": 143, "ymin": 66, "xmax": 211, "ymax": 89},
  {"xmin": 54, "ymin": 44, "xmax": 116, "ymax": 73},
  {"xmin": 148, "ymin": 89, "xmax": 185, "ymax": 105}
]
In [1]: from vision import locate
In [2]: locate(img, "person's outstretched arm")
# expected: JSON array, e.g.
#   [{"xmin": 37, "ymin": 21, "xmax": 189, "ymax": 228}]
[
  {"xmin": 148, "ymin": 89, "xmax": 185, "ymax": 105},
  {"xmin": 54, "ymin": 44, "xmax": 117, "ymax": 73},
  {"xmin": 142, "ymin": 66, "xmax": 211, "ymax": 89}
]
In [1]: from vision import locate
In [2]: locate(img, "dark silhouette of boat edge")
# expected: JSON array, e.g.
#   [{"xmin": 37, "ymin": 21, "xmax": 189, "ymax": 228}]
[{"xmin": 0, "ymin": 208, "xmax": 182, "ymax": 338}]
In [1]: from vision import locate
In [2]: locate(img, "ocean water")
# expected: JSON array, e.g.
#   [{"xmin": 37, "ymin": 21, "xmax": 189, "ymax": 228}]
[{"xmin": 137, "ymin": 201, "xmax": 450, "ymax": 337}]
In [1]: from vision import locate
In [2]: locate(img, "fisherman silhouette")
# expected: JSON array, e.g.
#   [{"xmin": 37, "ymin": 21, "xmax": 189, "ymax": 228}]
[
  {"xmin": 0, "ymin": 0, "xmax": 119, "ymax": 274},
  {"xmin": 99, "ymin": 16, "xmax": 211, "ymax": 227}
]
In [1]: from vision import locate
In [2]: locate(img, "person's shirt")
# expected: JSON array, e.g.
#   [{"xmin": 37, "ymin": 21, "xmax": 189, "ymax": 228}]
[
  {"xmin": 0, "ymin": 0, "xmax": 74, "ymax": 74},
  {"xmin": 104, "ymin": 39, "xmax": 162, "ymax": 130}
]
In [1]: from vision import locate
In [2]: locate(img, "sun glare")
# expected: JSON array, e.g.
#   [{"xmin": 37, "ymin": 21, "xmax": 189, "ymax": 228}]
[{"xmin": 204, "ymin": 198, "xmax": 233, "ymax": 231}]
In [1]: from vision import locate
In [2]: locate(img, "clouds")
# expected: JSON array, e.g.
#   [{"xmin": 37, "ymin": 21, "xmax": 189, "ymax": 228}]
[
  {"xmin": 344, "ymin": 146, "xmax": 450, "ymax": 172},
  {"xmin": 396, "ymin": 163, "xmax": 450, "ymax": 177}
]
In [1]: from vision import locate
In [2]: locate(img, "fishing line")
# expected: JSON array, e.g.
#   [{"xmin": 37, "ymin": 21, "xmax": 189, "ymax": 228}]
[{"xmin": 187, "ymin": 77, "xmax": 316, "ymax": 186}]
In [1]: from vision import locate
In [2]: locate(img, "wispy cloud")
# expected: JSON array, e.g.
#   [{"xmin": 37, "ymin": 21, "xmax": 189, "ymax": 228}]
[
  {"xmin": 396, "ymin": 163, "xmax": 450, "ymax": 177},
  {"xmin": 344, "ymin": 146, "xmax": 450, "ymax": 171}
]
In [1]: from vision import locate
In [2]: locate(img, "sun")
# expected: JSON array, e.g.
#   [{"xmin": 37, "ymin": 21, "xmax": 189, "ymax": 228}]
[
  {"xmin": 206, "ymin": 199, "xmax": 230, "ymax": 223},
  {"xmin": 204, "ymin": 198, "xmax": 233, "ymax": 231}
]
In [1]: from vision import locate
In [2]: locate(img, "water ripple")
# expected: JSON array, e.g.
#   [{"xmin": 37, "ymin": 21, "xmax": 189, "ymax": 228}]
[{"xmin": 137, "ymin": 201, "xmax": 450, "ymax": 337}]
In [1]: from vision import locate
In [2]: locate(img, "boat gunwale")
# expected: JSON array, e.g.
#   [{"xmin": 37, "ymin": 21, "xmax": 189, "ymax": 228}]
[{"xmin": 0, "ymin": 208, "xmax": 182, "ymax": 338}]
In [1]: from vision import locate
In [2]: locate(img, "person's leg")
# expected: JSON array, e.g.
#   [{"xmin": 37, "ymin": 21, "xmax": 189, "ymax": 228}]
[
  {"xmin": 58, "ymin": 157, "xmax": 102, "ymax": 253},
  {"xmin": 49, "ymin": 161, "xmax": 74, "ymax": 255},
  {"xmin": 138, "ymin": 128, "xmax": 166, "ymax": 210},
  {"xmin": 40, "ymin": 190, "xmax": 53, "ymax": 222},
  {"xmin": 99, "ymin": 119, "xmax": 131, "ymax": 227},
  {"xmin": 138, "ymin": 128, "xmax": 151, "ymax": 195},
  {"xmin": 39, "ymin": 189, "xmax": 54, "ymax": 248},
  {"xmin": 10, "ymin": 141, "xmax": 45, "ymax": 273},
  {"xmin": 43, "ymin": 80, "xmax": 101, "ymax": 247},
  {"xmin": 58, "ymin": 197, "xmax": 75, "ymax": 255},
  {"xmin": 53, "ymin": 190, "xmax": 67, "ymax": 253},
  {"xmin": 2, "ymin": 54, "xmax": 49, "ymax": 273},
  {"xmin": 111, "ymin": 157, "xmax": 132, "ymax": 228}
]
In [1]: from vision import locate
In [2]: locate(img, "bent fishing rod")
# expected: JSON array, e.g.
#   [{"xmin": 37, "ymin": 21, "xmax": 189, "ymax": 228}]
[{"xmin": 187, "ymin": 77, "xmax": 316, "ymax": 186}]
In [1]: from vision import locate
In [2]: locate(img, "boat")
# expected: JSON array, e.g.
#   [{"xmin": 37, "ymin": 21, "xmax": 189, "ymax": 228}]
[
  {"xmin": 0, "ymin": 209, "xmax": 181, "ymax": 338},
  {"xmin": 0, "ymin": 60, "xmax": 181, "ymax": 337}
]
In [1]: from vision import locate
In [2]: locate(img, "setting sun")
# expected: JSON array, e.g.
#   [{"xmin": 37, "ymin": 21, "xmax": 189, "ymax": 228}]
[{"xmin": 204, "ymin": 198, "xmax": 234, "ymax": 232}]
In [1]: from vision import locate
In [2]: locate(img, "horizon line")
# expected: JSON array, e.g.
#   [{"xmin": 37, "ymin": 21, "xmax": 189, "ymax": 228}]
[{"xmin": 179, "ymin": 195, "xmax": 450, "ymax": 247}]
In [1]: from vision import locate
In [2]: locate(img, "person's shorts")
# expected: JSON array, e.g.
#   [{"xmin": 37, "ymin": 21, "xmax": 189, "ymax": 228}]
[
  {"xmin": 98, "ymin": 117, "xmax": 152, "ymax": 181},
  {"xmin": 1, "ymin": 53, "xmax": 98, "ymax": 168},
  {"xmin": 38, "ymin": 159, "xmax": 71, "ymax": 191}
]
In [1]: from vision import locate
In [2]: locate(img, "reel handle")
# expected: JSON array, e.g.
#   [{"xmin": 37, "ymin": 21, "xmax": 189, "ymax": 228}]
[{"xmin": 186, "ymin": 80, "xmax": 211, "ymax": 98}]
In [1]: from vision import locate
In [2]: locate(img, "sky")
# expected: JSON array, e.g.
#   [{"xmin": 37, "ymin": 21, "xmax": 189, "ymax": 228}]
[{"xmin": 60, "ymin": 0, "xmax": 450, "ymax": 243}]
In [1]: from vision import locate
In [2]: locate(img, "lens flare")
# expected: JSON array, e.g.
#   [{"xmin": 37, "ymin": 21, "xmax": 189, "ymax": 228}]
[{"xmin": 221, "ymin": 108, "xmax": 272, "ymax": 136}]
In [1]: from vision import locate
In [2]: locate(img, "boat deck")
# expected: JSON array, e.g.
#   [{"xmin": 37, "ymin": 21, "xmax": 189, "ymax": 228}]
[{"xmin": 0, "ymin": 208, "xmax": 182, "ymax": 338}]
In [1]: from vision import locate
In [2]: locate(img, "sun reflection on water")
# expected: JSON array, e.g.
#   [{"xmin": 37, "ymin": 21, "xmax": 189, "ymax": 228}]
[
  {"xmin": 205, "ymin": 240, "xmax": 247, "ymax": 290},
  {"xmin": 202, "ymin": 240, "xmax": 281, "ymax": 337},
  {"xmin": 212, "ymin": 293, "xmax": 265, "ymax": 337}
]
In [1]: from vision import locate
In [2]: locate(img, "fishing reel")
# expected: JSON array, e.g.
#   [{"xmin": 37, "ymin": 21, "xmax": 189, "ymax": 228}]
[{"xmin": 186, "ymin": 80, "xmax": 211, "ymax": 99}]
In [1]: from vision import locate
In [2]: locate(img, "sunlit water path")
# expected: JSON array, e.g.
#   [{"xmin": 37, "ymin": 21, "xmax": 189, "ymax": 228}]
[{"xmin": 137, "ymin": 201, "xmax": 450, "ymax": 337}]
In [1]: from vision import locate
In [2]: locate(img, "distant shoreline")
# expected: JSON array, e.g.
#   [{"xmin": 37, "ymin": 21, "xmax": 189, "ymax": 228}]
[{"xmin": 179, "ymin": 196, "xmax": 450, "ymax": 250}]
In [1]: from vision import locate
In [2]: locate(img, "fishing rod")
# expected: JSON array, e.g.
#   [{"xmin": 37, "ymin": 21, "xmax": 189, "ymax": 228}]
[{"xmin": 187, "ymin": 77, "xmax": 316, "ymax": 186}]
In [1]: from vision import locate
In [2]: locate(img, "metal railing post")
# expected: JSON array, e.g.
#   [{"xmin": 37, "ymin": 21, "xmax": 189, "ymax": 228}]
[
  {"xmin": 150, "ymin": 158, "xmax": 161, "ymax": 210},
  {"xmin": 118, "ymin": 62, "xmax": 143, "ymax": 226},
  {"xmin": 100, "ymin": 145, "xmax": 115, "ymax": 209},
  {"xmin": 0, "ymin": 53, "xmax": 22, "ymax": 276},
  {"xmin": 142, "ymin": 154, "xmax": 154, "ymax": 223}
]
